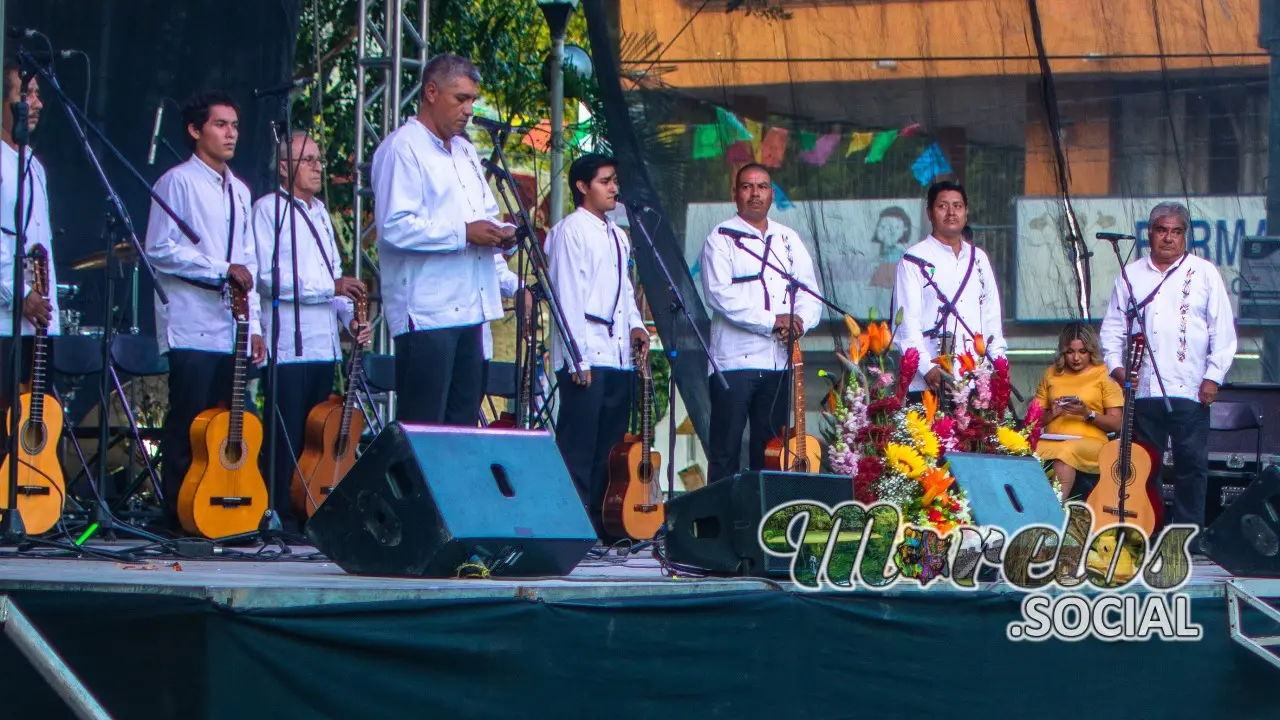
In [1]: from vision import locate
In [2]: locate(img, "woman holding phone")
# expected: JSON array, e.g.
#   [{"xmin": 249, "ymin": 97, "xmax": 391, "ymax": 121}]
[{"xmin": 1034, "ymin": 323, "xmax": 1125, "ymax": 501}]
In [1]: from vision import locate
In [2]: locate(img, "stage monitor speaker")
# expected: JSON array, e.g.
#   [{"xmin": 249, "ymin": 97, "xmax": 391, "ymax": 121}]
[
  {"xmin": 1200, "ymin": 464, "xmax": 1280, "ymax": 577},
  {"xmin": 664, "ymin": 470, "xmax": 854, "ymax": 576},
  {"xmin": 946, "ymin": 452, "xmax": 1065, "ymax": 533},
  {"xmin": 305, "ymin": 422, "xmax": 597, "ymax": 578}
]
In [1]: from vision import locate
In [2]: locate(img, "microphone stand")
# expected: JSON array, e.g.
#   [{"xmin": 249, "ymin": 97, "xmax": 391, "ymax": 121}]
[
  {"xmin": 476, "ymin": 126, "xmax": 585, "ymax": 407},
  {"xmin": 7, "ymin": 44, "xmax": 169, "ymax": 546},
  {"xmin": 628, "ymin": 204, "xmax": 727, "ymax": 507},
  {"xmin": 3, "ymin": 65, "xmax": 34, "ymax": 542},
  {"xmin": 902, "ymin": 259, "xmax": 1026, "ymax": 403}
]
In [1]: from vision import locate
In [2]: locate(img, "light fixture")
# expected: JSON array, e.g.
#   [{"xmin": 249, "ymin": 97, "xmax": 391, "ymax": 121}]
[{"xmin": 873, "ymin": 60, "xmax": 898, "ymax": 71}]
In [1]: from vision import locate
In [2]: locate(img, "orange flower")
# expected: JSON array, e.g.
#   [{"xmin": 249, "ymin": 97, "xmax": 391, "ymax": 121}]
[
  {"xmin": 932, "ymin": 354, "xmax": 953, "ymax": 376},
  {"xmin": 826, "ymin": 391, "xmax": 837, "ymax": 413},
  {"xmin": 851, "ymin": 333, "xmax": 869, "ymax": 363},
  {"xmin": 922, "ymin": 391, "xmax": 938, "ymax": 424},
  {"xmin": 959, "ymin": 353, "xmax": 977, "ymax": 374},
  {"xmin": 920, "ymin": 468, "xmax": 954, "ymax": 505},
  {"xmin": 973, "ymin": 333, "xmax": 986, "ymax": 358},
  {"xmin": 868, "ymin": 322, "xmax": 892, "ymax": 355}
]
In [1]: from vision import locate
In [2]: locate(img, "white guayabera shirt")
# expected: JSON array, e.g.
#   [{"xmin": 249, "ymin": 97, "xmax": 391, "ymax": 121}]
[
  {"xmin": 251, "ymin": 189, "xmax": 354, "ymax": 364},
  {"xmin": 145, "ymin": 155, "xmax": 259, "ymax": 356},
  {"xmin": 0, "ymin": 143, "xmax": 59, "ymax": 336}
]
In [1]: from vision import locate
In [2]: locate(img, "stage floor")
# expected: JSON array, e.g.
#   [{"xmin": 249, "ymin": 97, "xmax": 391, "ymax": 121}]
[{"xmin": 0, "ymin": 542, "xmax": 1243, "ymax": 607}]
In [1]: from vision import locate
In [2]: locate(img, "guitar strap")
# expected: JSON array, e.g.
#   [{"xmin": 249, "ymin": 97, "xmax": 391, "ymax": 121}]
[
  {"xmin": 585, "ymin": 226, "xmax": 625, "ymax": 337},
  {"xmin": 178, "ymin": 180, "xmax": 239, "ymax": 293},
  {"xmin": 923, "ymin": 244, "xmax": 976, "ymax": 339},
  {"xmin": 1132, "ymin": 253, "xmax": 1189, "ymax": 314},
  {"xmin": 276, "ymin": 190, "xmax": 335, "ymax": 277}
]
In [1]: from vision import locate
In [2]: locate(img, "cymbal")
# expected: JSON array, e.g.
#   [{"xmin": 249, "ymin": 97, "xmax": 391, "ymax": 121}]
[{"xmin": 70, "ymin": 242, "xmax": 138, "ymax": 271}]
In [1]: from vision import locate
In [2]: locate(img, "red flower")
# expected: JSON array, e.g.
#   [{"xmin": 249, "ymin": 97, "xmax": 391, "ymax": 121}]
[
  {"xmin": 897, "ymin": 348, "xmax": 919, "ymax": 399},
  {"xmin": 928, "ymin": 508, "xmax": 943, "ymax": 523},
  {"xmin": 854, "ymin": 456, "xmax": 883, "ymax": 504},
  {"xmin": 990, "ymin": 357, "xmax": 1012, "ymax": 415}
]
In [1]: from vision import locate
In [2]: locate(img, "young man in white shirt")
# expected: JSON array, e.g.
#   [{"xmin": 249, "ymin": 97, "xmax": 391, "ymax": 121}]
[
  {"xmin": 892, "ymin": 180, "xmax": 1007, "ymax": 398},
  {"xmin": 370, "ymin": 54, "xmax": 515, "ymax": 426},
  {"xmin": 145, "ymin": 90, "xmax": 265, "ymax": 531},
  {"xmin": 699, "ymin": 163, "xmax": 822, "ymax": 486},
  {"xmin": 0, "ymin": 59, "xmax": 59, "ymax": 388},
  {"xmin": 1100, "ymin": 201, "xmax": 1237, "ymax": 531},
  {"xmin": 547, "ymin": 154, "xmax": 649, "ymax": 542},
  {"xmin": 251, "ymin": 131, "xmax": 370, "ymax": 533}
]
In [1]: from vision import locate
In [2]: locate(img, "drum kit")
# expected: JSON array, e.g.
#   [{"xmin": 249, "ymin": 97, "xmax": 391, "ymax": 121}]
[{"xmin": 53, "ymin": 240, "xmax": 163, "ymax": 517}]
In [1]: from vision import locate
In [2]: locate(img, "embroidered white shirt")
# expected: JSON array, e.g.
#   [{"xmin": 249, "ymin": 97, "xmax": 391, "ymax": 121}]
[
  {"xmin": 699, "ymin": 215, "xmax": 822, "ymax": 373},
  {"xmin": 251, "ymin": 190, "xmax": 354, "ymax": 364},
  {"xmin": 1100, "ymin": 253, "xmax": 1237, "ymax": 401},
  {"xmin": 370, "ymin": 117, "xmax": 503, "ymax": 336},
  {"xmin": 892, "ymin": 234, "xmax": 1007, "ymax": 391},
  {"xmin": 0, "ymin": 144, "xmax": 59, "ymax": 336},
  {"xmin": 483, "ymin": 250, "xmax": 520, "ymax": 361},
  {"xmin": 547, "ymin": 207, "xmax": 645, "ymax": 372},
  {"xmin": 145, "ymin": 155, "xmax": 259, "ymax": 355}
]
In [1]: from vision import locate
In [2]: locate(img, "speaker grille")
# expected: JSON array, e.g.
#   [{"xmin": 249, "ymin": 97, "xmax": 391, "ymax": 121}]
[{"xmin": 749, "ymin": 472, "xmax": 856, "ymax": 575}]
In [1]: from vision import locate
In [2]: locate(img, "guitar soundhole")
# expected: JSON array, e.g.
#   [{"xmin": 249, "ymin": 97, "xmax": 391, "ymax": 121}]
[
  {"xmin": 792, "ymin": 457, "xmax": 810, "ymax": 473},
  {"xmin": 19, "ymin": 421, "xmax": 45, "ymax": 455},
  {"xmin": 333, "ymin": 437, "xmax": 349, "ymax": 459},
  {"xmin": 638, "ymin": 462, "xmax": 653, "ymax": 483},
  {"xmin": 1108, "ymin": 459, "xmax": 1135, "ymax": 487},
  {"xmin": 219, "ymin": 439, "xmax": 247, "ymax": 470}
]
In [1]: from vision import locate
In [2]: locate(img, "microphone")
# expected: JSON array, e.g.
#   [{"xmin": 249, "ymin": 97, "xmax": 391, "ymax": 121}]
[
  {"xmin": 902, "ymin": 253, "xmax": 935, "ymax": 273},
  {"xmin": 618, "ymin": 195, "xmax": 654, "ymax": 213},
  {"xmin": 470, "ymin": 116, "xmax": 511, "ymax": 135},
  {"xmin": 1095, "ymin": 232, "xmax": 1137, "ymax": 241},
  {"xmin": 6, "ymin": 27, "xmax": 38, "ymax": 39},
  {"xmin": 252, "ymin": 76, "xmax": 315, "ymax": 100},
  {"xmin": 718, "ymin": 227, "xmax": 760, "ymax": 241},
  {"xmin": 147, "ymin": 100, "xmax": 164, "ymax": 165}
]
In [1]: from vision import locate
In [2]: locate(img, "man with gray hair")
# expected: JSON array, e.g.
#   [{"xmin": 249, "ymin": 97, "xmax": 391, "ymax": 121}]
[
  {"xmin": 251, "ymin": 130, "xmax": 370, "ymax": 530},
  {"xmin": 371, "ymin": 53, "xmax": 516, "ymax": 425},
  {"xmin": 1099, "ymin": 201, "xmax": 1237, "ymax": 533}
]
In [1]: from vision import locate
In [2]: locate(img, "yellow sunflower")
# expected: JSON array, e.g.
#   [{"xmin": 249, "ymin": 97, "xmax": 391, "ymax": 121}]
[
  {"xmin": 884, "ymin": 443, "xmax": 927, "ymax": 479},
  {"xmin": 996, "ymin": 426, "xmax": 1031, "ymax": 455},
  {"xmin": 905, "ymin": 410, "xmax": 940, "ymax": 459}
]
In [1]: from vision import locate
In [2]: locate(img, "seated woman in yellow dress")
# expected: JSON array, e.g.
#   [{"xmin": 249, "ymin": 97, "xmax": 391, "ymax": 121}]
[{"xmin": 1034, "ymin": 323, "xmax": 1124, "ymax": 501}]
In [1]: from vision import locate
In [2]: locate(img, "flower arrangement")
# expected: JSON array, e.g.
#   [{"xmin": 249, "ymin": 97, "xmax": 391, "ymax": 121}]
[{"xmin": 820, "ymin": 313, "xmax": 973, "ymax": 536}]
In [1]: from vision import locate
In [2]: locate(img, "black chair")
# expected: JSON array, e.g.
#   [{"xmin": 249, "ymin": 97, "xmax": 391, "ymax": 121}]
[{"xmin": 1208, "ymin": 400, "xmax": 1264, "ymax": 505}]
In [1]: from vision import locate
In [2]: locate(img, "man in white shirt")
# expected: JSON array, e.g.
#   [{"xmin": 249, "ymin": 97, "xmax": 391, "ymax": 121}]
[
  {"xmin": 1100, "ymin": 201, "xmax": 1237, "ymax": 530},
  {"xmin": 547, "ymin": 154, "xmax": 648, "ymax": 542},
  {"xmin": 145, "ymin": 90, "xmax": 265, "ymax": 531},
  {"xmin": 371, "ymin": 54, "xmax": 515, "ymax": 426},
  {"xmin": 0, "ymin": 59, "xmax": 59, "ymax": 389},
  {"xmin": 251, "ymin": 131, "xmax": 369, "ymax": 533},
  {"xmin": 892, "ymin": 181, "xmax": 1006, "ymax": 398},
  {"xmin": 699, "ymin": 163, "xmax": 822, "ymax": 486}
]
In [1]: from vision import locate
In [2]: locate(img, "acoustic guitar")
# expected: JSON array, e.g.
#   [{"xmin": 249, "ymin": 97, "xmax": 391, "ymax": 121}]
[
  {"xmin": 764, "ymin": 342, "xmax": 822, "ymax": 472},
  {"xmin": 291, "ymin": 297, "xmax": 368, "ymax": 518},
  {"xmin": 177, "ymin": 284, "xmax": 268, "ymax": 538},
  {"xmin": 0, "ymin": 245, "xmax": 66, "ymax": 534},
  {"xmin": 1086, "ymin": 333, "xmax": 1164, "ymax": 536},
  {"xmin": 602, "ymin": 344, "xmax": 664, "ymax": 540}
]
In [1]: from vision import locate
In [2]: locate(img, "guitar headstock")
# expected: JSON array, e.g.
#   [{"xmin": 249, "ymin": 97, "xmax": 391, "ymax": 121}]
[
  {"xmin": 1126, "ymin": 333, "xmax": 1147, "ymax": 380},
  {"xmin": 634, "ymin": 342, "xmax": 651, "ymax": 381},
  {"xmin": 27, "ymin": 245, "xmax": 48, "ymax": 298},
  {"xmin": 228, "ymin": 282, "xmax": 249, "ymax": 323},
  {"xmin": 354, "ymin": 295, "xmax": 369, "ymax": 326}
]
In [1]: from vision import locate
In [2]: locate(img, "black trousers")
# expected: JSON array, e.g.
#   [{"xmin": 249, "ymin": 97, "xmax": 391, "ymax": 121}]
[
  {"xmin": 161, "ymin": 350, "xmax": 257, "ymax": 529},
  {"xmin": 554, "ymin": 367, "xmax": 634, "ymax": 542},
  {"xmin": 394, "ymin": 325, "xmax": 483, "ymax": 426},
  {"xmin": 260, "ymin": 361, "xmax": 335, "ymax": 534},
  {"xmin": 0, "ymin": 336, "xmax": 39, "ymax": 394},
  {"xmin": 707, "ymin": 369, "xmax": 790, "ymax": 486},
  {"xmin": 1135, "ymin": 397, "xmax": 1210, "ymax": 528}
]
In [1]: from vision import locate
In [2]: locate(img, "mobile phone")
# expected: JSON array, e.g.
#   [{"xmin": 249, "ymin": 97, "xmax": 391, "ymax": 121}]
[{"xmin": 1056, "ymin": 396, "xmax": 1081, "ymax": 405}]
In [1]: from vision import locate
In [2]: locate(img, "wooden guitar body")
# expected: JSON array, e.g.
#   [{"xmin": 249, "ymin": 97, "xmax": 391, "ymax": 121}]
[
  {"xmin": 764, "ymin": 432, "xmax": 823, "ymax": 473},
  {"xmin": 291, "ymin": 394, "xmax": 364, "ymax": 519},
  {"xmin": 0, "ymin": 392, "xmax": 65, "ymax": 534},
  {"xmin": 602, "ymin": 436, "xmax": 664, "ymax": 540},
  {"xmin": 1087, "ymin": 437, "xmax": 1163, "ymax": 536},
  {"xmin": 178, "ymin": 406, "xmax": 268, "ymax": 538}
]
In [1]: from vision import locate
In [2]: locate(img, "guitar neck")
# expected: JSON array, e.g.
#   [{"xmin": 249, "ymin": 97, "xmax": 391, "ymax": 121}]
[
  {"xmin": 29, "ymin": 327, "xmax": 47, "ymax": 423},
  {"xmin": 793, "ymin": 353, "xmax": 806, "ymax": 452},
  {"xmin": 228, "ymin": 317, "xmax": 249, "ymax": 444},
  {"xmin": 338, "ymin": 342, "xmax": 363, "ymax": 441}
]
